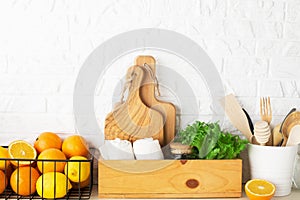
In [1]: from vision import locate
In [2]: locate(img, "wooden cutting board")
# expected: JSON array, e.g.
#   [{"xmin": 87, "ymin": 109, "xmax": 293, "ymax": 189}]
[
  {"xmin": 104, "ymin": 65, "xmax": 164, "ymax": 145},
  {"xmin": 134, "ymin": 56, "xmax": 176, "ymax": 146}
]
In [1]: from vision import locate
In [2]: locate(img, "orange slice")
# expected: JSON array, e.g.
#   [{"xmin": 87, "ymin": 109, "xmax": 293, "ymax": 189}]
[
  {"xmin": 245, "ymin": 179, "xmax": 275, "ymax": 200},
  {"xmin": 8, "ymin": 140, "xmax": 37, "ymax": 167}
]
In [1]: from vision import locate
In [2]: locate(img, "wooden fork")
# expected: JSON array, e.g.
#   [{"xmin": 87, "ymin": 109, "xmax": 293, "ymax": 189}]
[
  {"xmin": 260, "ymin": 97, "xmax": 273, "ymax": 146},
  {"xmin": 260, "ymin": 97, "xmax": 272, "ymax": 124}
]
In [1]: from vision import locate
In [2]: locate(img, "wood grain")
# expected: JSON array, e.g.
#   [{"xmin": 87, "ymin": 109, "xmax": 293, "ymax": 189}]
[
  {"xmin": 98, "ymin": 159, "xmax": 242, "ymax": 198},
  {"xmin": 104, "ymin": 66, "xmax": 164, "ymax": 145},
  {"xmin": 220, "ymin": 94, "xmax": 253, "ymax": 141},
  {"xmin": 134, "ymin": 55, "xmax": 176, "ymax": 146}
]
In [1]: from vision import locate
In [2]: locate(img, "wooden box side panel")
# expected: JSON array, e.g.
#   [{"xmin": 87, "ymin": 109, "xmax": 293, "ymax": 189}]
[{"xmin": 98, "ymin": 160, "xmax": 242, "ymax": 198}]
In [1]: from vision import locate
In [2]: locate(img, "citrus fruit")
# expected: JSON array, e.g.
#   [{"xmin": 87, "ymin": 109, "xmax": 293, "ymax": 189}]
[
  {"xmin": 36, "ymin": 172, "xmax": 72, "ymax": 198},
  {"xmin": 71, "ymin": 175, "xmax": 90, "ymax": 189},
  {"xmin": 10, "ymin": 166, "xmax": 40, "ymax": 196},
  {"xmin": 245, "ymin": 179, "xmax": 275, "ymax": 200},
  {"xmin": 37, "ymin": 148, "xmax": 66, "ymax": 173},
  {"xmin": 4, "ymin": 164, "xmax": 14, "ymax": 179},
  {"xmin": 0, "ymin": 146, "xmax": 10, "ymax": 170},
  {"xmin": 34, "ymin": 132, "xmax": 62, "ymax": 154},
  {"xmin": 62, "ymin": 135, "xmax": 89, "ymax": 158},
  {"xmin": 64, "ymin": 156, "xmax": 90, "ymax": 182},
  {"xmin": 8, "ymin": 140, "xmax": 37, "ymax": 167},
  {"xmin": 0, "ymin": 170, "xmax": 8, "ymax": 194}
]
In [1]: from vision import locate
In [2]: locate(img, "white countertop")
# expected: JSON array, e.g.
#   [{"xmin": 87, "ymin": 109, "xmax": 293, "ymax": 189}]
[{"xmin": 90, "ymin": 185, "xmax": 300, "ymax": 200}]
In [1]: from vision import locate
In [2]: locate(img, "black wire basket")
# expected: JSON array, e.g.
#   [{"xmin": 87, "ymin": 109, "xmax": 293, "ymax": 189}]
[{"xmin": 0, "ymin": 147, "xmax": 94, "ymax": 199}]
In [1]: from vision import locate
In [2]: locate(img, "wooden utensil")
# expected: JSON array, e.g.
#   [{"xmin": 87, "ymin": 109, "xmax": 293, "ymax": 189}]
[
  {"xmin": 104, "ymin": 66, "xmax": 164, "ymax": 145},
  {"xmin": 220, "ymin": 94, "xmax": 252, "ymax": 141},
  {"xmin": 272, "ymin": 124, "xmax": 284, "ymax": 146},
  {"xmin": 279, "ymin": 108, "xmax": 296, "ymax": 146},
  {"xmin": 250, "ymin": 135, "xmax": 260, "ymax": 145},
  {"xmin": 260, "ymin": 97, "xmax": 273, "ymax": 145},
  {"xmin": 134, "ymin": 55, "xmax": 176, "ymax": 146},
  {"xmin": 286, "ymin": 125, "xmax": 300, "ymax": 146},
  {"xmin": 280, "ymin": 108, "xmax": 297, "ymax": 133},
  {"xmin": 281, "ymin": 111, "xmax": 300, "ymax": 147},
  {"xmin": 242, "ymin": 108, "xmax": 254, "ymax": 134},
  {"xmin": 260, "ymin": 97, "xmax": 272, "ymax": 124},
  {"xmin": 254, "ymin": 121, "xmax": 271, "ymax": 146}
]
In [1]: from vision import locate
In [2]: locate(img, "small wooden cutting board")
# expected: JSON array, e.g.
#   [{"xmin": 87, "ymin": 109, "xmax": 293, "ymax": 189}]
[{"xmin": 135, "ymin": 56, "xmax": 176, "ymax": 146}]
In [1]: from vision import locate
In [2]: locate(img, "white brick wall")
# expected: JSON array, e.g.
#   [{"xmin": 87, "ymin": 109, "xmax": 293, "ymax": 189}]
[{"xmin": 0, "ymin": 0, "xmax": 300, "ymax": 146}]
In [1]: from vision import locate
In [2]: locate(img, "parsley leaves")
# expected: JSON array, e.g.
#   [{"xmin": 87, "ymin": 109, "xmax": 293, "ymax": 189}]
[{"xmin": 175, "ymin": 121, "xmax": 248, "ymax": 159}]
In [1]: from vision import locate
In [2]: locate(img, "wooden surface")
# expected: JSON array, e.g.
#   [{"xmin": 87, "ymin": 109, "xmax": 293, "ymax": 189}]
[
  {"xmin": 104, "ymin": 66, "xmax": 164, "ymax": 145},
  {"xmin": 98, "ymin": 159, "xmax": 242, "ymax": 198},
  {"xmin": 221, "ymin": 94, "xmax": 253, "ymax": 141},
  {"xmin": 134, "ymin": 55, "xmax": 176, "ymax": 146},
  {"xmin": 91, "ymin": 185, "xmax": 300, "ymax": 200}
]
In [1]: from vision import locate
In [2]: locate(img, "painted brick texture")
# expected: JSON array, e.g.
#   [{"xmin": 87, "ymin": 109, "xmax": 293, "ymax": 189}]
[{"xmin": 0, "ymin": 0, "xmax": 299, "ymax": 145}]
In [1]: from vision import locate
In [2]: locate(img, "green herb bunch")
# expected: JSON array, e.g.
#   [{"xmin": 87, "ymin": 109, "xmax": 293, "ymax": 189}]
[{"xmin": 174, "ymin": 121, "xmax": 248, "ymax": 159}]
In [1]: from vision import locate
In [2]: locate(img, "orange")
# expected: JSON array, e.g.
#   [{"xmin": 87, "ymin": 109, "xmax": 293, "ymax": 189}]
[
  {"xmin": 0, "ymin": 170, "xmax": 8, "ymax": 194},
  {"xmin": 10, "ymin": 166, "xmax": 40, "ymax": 196},
  {"xmin": 245, "ymin": 179, "xmax": 275, "ymax": 200},
  {"xmin": 34, "ymin": 132, "xmax": 62, "ymax": 154},
  {"xmin": 62, "ymin": 135, "xmax": 89, "ymax": 158},
  {"xmin": 8, "ymin": 140, "xmax": 37, "ymax": 167},
  {"xmin": 4, "ymin": 164, "xmax": 14, "ymax": 179},
  {"xmin": 37, "ymin": 148, "xmax": 66, "ymax": 173}
]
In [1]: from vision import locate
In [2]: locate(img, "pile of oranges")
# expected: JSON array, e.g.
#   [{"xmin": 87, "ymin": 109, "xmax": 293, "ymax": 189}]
[{"xmin": 0, "ymin": 132, "xmax": 90, "ymax": 198}]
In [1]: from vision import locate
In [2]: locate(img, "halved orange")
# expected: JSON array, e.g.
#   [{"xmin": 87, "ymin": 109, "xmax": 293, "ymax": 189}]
[
  {"xmin": 245, "ymin": 179, "xmax": 275, "ymax": 200},
  {"xmin": 8, "ymin": 140, "xmax": 37, "ymax": 167}
]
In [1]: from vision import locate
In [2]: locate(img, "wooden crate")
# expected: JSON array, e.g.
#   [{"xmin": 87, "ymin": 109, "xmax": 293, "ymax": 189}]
[{"xmin": 98, "ymin": 159, "xmax": 242, "ymax": 198}]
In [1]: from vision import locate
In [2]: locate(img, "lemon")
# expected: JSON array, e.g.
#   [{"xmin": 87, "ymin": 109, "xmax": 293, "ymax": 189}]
[
  {"xmin": 0, "ymin": 146, "xmax": 10, "ymax": 170},
  {"xmin": 64, "ymin": 156, "xmax": 90, "ymax": 183},
  {"xmin": 71, "ymin": 175, "xmax": 91, "ymax": 189},
  {"xmin": 36, "ymin": 172, "xmax": 72, "ymax": 199}
]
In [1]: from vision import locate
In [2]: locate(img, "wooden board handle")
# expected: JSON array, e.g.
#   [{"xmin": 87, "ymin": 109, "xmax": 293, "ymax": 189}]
[{"xmin": 135, "ymin": 55, "xmax": 156, "ymax": 73}]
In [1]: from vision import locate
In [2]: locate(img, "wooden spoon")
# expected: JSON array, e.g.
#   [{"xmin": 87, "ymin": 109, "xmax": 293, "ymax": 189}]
[
  {"xmin": 280, "ymin": 108, "xmax": 296, "ymax": 146},
  {"xmin": 272, "ymin": 124, "xmax": 284, "ymax": 146}
]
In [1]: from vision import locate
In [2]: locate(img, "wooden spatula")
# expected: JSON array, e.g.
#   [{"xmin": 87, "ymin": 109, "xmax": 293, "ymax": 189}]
[
  {"xmin": 134, "ymin": 56, "xmax": 176, "ymax": 146},
  {"xmin": 286, "ymin": 125, "xmax": 300, "ymax": 146},
  {"xmin": 104, "ymin": 66, "xmax": 164, "ymax": 145},
  {"xmin": 220, "ymin": 94, "xmax": 253, "ymax": 141}
]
